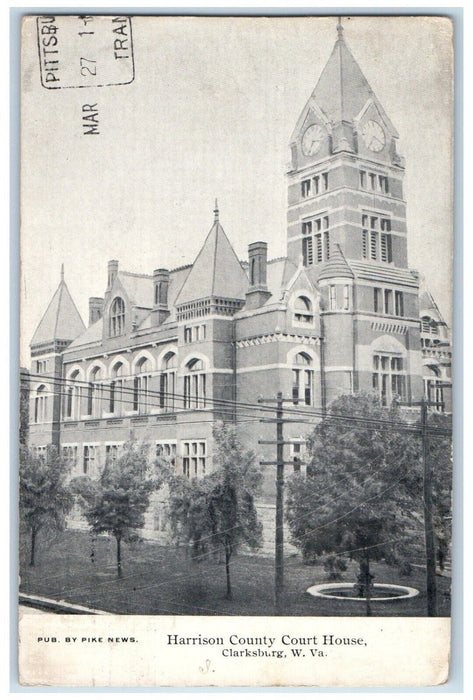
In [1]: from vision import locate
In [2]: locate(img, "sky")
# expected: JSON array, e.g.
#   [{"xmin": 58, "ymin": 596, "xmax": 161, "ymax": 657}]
[{"xmin": 20, "ymin": 15, "xmax": 453, "ymax": 366}]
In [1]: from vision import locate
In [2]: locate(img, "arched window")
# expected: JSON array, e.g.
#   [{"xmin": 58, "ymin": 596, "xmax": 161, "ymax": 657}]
[
  {"xmin": 184, "ymin": 358, "xmax": 206, "ymax": 409},
  {"xmin": 424, "ymin": 365, "xmax": 445, "ymax": 412},
  {"xmin": 110, "ymin": 297, "xmax": 125, "ymax": 337},
  {"xmin": 87, "ymin": 366, "xmax": 104, "ymax": 417},
  {"xmin": 160, "ymin": 352, "xmax": 177, "ymax": 411},
  {"xmin": 34, "ymin": 385, "xmax": 48, "ymax": 423},
  {"xmin": 109, "ymin": 362, "xmax": 125, "ymax": 415},
  {"xmin": 133, "ymin": 357, "xmax": 152, "ymax": 413},
  {"xmin": 65, "ymin": 370, "xmax": 81, "ymax": 419},
  {"xmin": 292, "ymin": 352, "xmax": 313, "ymax": 406},
  {"xmin": 294, "ymin": 296, "xmax": 313, "ymax": 324}
]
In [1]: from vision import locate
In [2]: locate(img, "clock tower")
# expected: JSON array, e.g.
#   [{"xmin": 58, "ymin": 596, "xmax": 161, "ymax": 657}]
[{"xmin": 286, "ymin": 19, "xmax": 423, "ymax": 404}]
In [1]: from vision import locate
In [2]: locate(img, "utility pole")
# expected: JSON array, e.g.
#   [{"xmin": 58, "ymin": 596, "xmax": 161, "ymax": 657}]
[
  {"xmin": 258, "ymin": 393, "xmax": 302, "ymax": 613},
  {"xmin": 421, "ymin": 398, "xmax": 437, "ymax": 617},
  {"xmin": 400, "ymin": 396, "xmax": 444, "ymax": 616}
]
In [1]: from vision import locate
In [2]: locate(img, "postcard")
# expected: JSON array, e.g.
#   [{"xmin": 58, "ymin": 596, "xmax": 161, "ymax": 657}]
[{"xmin": 18, "ymin": 15, "xmax": 453, "ymax": 687}]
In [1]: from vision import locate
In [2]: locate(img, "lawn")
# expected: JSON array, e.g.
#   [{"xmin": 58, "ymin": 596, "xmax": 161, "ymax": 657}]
[{"xmin": 19, "ymin": 530, "xmax": 451, "ymax": 617}]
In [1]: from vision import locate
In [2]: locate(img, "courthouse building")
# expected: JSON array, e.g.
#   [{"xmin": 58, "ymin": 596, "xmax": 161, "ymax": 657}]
[{"xmin": 28, "ymin": 25, "xmax": 452, "ymax": 542}]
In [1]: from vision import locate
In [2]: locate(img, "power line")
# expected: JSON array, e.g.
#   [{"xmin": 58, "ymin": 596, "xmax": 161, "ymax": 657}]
[{"xmin": 21, "ymin": 372, "xmax": 452, "ymax": 438}]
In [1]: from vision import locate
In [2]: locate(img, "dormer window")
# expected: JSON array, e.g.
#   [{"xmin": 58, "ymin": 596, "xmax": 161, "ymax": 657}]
[
  {"xmin": 110, "ymin": 297, "xmax": 125, "ymax": 337},
  {"xmin": 421, "ymin": 316, "xmax": 439, "ymax": 335},
  {"xmin": 294, "ymin": 296, "xmax": 313, "ymax": 324}
]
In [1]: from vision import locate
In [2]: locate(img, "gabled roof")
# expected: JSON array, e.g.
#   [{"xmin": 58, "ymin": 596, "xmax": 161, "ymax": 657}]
[
  {"xmin": 31, "ymin": 273, "xmax": 85, "ymax": 347},
  {"xmin": 118, "ymin": 271, "xmax": 153, "ymax": 308},
  {"xmin": 175, "ymin": 214, "xmax": 248, "ymax": 306},
  {"xmin": 317, "ymin": 244, "xmax": 354, "ymax": 281},
  {"xmin": 290, "ymin": 30, "xmax": 398, "ymax": 141},
  {"xmin": 419, "ymin": 276, "xmax": 449, "ymax": 326}
]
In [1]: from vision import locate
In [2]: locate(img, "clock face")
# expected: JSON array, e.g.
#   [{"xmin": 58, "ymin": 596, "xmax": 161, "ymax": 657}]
[
  {"xmin": 302, "ymin": 124, "xmax": 324, "ymax": 156},
  {"xmin": 362, "ymin": 120, "xmax": 386, "ymax": 152}
]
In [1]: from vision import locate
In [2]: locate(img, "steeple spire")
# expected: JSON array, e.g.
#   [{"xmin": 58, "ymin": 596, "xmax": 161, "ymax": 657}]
[
  {"xmin": 336, "ymin": 16, "xmax": 344, "ymax": 41},
  {"xmin": 60, "ymin": 263, "xmax": 64, "ymax": 282},
  {"xmin": 213, "ymin": 198, "xmax": 219, "ymax": 222}
]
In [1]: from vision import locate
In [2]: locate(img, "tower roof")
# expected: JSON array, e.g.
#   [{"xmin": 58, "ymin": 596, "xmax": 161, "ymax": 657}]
[
  {"xmin": 317, "ymin": 244, "xmax": 354, "ymax": 281},
  {"xmin": 290, "ymin": 24, "xmax": 398, "ymax": 140},
  {"xmin": 31, "ymin": 271, "xmax": 85, "ymax": 347},
  {"xmin": 175, "ymin": 207, "xmax": 248, "ymax": 306}
]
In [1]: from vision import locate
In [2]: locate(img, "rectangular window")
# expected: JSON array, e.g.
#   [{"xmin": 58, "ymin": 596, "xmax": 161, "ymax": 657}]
[
  {"xmin": 184, "ymin": 375, "xmax": 191, "ymax": 409},
  {"xmin": 302, "ymin": 220, "xmax": 312, "ymax": 236},
  {"xmin": 363, "ymin": 214, "xmax": 392, "ymax": 262},
  {"xmin": 33, "ymin": 445, "xmax": 47, "ymax": 461},
  {"xmin": 83, "ymin": 445, "xmax": 97, "ymax": 475},
  {"xmin": 156, "ymin": 442, "xmax": 177, "ymax": 467},
  {"xmin": 109, "ymin": 381, "xmax": 115, "ymax": 413},
  {"xmin": 105, "ymin": 444, "xmax": 120, "ymax": 466},
  {"xmin": 395, "ymin": 291, "xmax": 404, "ymax": 317},
  {"xmin": 302, "ymin": 236, "xmax": 313, "ymax": 266},
  {"xmin": 324, "ymin": 230, "xmax": 330, "ymax": 260},
  {"xmin": 384, "ymin": 289, "xmax": 392, "ymax": 314},
  {"xmin": 304, "ymin": 370, "xmax": 312, "ymax": 406},
  {"xmin": 359, "ymin": 170, "xmax": 366, "ymax": 189},
  {"xmin": 379, "ymin": 175, "xmax": 389, "ymax": 193},
  {"xmin": 380, "ymin": 233, "xmax": 387, "ymax": 261},
  {"xmin": 362, "ymin": 229, "xmax": 368, "ymax": 259},
  {"xmin": 315, "ymin": 233, "xmax": 322, "ymax": 262},
  {"xmin": 292, "ymin": 369, "xmax": 300, "ymax": 404},
  {"xmin": 301, "ymin": 179, "xmax": 311, "ymax": 197},
  {"xmin": 86, "ymin": 383, "xmax": 93, "ymax": 415},
  {"xmin": 374, "ymin": 287, "xmax": 382, "ymax": 313},
  {"xmin": 313, "ymin": 175, "xmax": 319, "ymax": 195},
  {"xmin": 329, "ymin": 285, "xmax": 336, "ymax": 310},
  {"xmin": 369, "ymin": 173, "xmax": 377, "ymax": 190},
  {"xmin": 62, "ymin": 445, "xmax": 77, "ymax": 467},
  {"xmin": 343, "ymin": 285, "xmax": 350, "ymax": 310},
  {"xmin": 182, "ymin": 441, "xmax": 206, "ymax": 477},
  {"xmin": 291, "ymin": 442, "xmax": 302, "ymax": 473},
  {"xmin": 184, "ymin": 326, "xmax": 192, "ymax": 343},
  {"xmin": 322, "ymin": 172, "xmax": 329, "ymax": 191},
  {"xmin": 370, "ymin": 230, "xmax": 378, "ymax": 260}
]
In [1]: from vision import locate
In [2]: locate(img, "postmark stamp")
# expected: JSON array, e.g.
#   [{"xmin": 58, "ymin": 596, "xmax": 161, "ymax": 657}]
[{"xmin": 36, "ymin": 15, "xmax": 134, "ymax": 89}]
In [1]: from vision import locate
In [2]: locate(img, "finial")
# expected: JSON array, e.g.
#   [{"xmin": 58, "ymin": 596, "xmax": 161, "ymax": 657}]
[
  {"xmin": 213, "ymin": 198, "xmax": 219, "ymax": 222},
  {"xmin": 60, "ymin": 263, "xmax": 64, "ymax": 282},
  {"xmin": 337, "ymin": 17, "xmax": 344, "ymax": 40}
]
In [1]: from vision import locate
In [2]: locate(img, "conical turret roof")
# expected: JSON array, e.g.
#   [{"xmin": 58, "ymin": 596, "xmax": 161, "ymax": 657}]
[
  {"xmin": 317, "ymin": 244, "xmax": 354, "ymax": 281},
  {"xmin": 31, "ymin": 270, "xmax": 85, "ymax": 347},
  {"xmin": 175, "ymin": 207, "xmax": 248, "ymax": 306}
]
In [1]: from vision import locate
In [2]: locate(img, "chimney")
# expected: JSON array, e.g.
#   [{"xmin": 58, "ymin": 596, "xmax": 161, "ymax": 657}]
[
  {"xmin": 245, "ymin": 242, "xmax": 271, "ymax": 309},
  {"xmin": 153, "ymin": 268, "xmax": 170, "ymax": 324},
  {"xmin": 107, "ymin": 260, "xmax": 119, "ymax": 289},
  {"xmin": 88, "ymin": 297, "xmax": 104, "ymax": 326}
]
